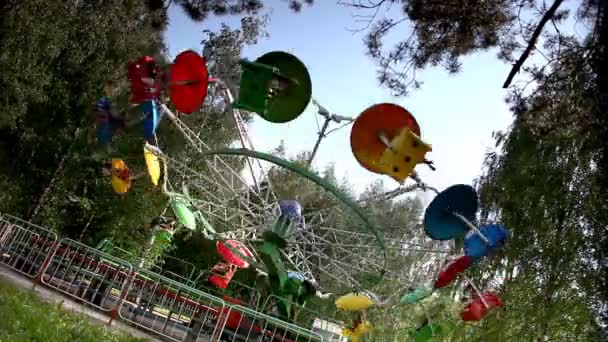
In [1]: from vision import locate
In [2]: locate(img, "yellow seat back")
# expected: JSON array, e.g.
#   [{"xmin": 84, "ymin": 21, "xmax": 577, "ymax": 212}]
[{"xmin": 378, "ymin": 128, "xmax": 432, "ymax": 183}]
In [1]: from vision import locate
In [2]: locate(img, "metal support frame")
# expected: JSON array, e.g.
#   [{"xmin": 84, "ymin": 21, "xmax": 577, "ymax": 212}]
[{"xmin": 307, "ymin": 99, "xmax": 354, "ymax": 166}]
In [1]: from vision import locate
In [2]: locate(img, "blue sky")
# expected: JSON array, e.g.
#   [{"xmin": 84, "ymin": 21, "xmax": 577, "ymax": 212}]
[{"xmin": 163, "ymin": 1, "xmax": 515, "ymax": 201}]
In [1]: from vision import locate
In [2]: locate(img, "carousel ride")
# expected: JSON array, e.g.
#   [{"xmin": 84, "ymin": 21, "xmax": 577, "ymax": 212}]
[{"xmin": 94, "ymin": 47, "xmax": 510, "ymax": 341}]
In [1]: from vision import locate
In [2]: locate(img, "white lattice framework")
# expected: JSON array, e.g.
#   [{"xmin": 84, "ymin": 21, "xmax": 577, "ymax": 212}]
[{"xmin": 154, "ymin": 78, "xmax": 451, "ymax": 293}]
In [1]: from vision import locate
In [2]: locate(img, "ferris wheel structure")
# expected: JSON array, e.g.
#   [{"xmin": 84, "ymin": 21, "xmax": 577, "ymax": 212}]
[{"xmin": 150, "ymin": 50, "xmax": 452, "ymax": 295}]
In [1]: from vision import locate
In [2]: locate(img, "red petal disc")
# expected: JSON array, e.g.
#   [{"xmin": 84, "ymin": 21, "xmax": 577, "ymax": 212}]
[
  {"xmin": 169, "ymin": 50, "xmax": 209, "ymax": 114},
  {"xmin": 434, "ymin": 255, "xmax": 473, "ymax": 289},
  {"xmin": 216, "ymin": 240, "xmax": 255, "ymax": 268}
]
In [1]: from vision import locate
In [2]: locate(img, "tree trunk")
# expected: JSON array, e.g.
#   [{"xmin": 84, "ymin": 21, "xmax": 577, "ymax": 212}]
[
  {"xmin": 138, "ymin": 225, "xmax": 158, "ymax": 268},
  {"xmin": 78, "ymin": 211, "xmax": 95, "ymax": 241},
  {"xmin": 27, "ymin": 128, "xmax": 82, "ymax": 222},
  {"xmin": 27, "ymin": 148, "xmax": 71, "ymax": 221}
]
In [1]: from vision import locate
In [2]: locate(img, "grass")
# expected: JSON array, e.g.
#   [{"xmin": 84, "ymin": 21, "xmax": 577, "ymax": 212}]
[{"xmin": 0, "ymin": 281, "xmax": 147, "ymax": 342}]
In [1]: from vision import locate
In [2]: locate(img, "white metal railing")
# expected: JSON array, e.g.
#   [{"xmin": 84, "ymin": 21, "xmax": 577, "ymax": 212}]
[{"xmin": 0, "ymin": 213, "xmax": 325, "ymax": 341}]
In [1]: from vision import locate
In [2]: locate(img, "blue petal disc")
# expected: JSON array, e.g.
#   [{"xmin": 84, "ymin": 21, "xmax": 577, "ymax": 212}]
[
  {"xmin": 141, "ymin": 100, "xmax": 161, "ymax": 140},
  {"xmin": 423, "ymin": 184, "xmax": 479, "ymax": 240},
  {"xmin": 464, "ymin": 224, "xmax": 509, "ymax": 260}
]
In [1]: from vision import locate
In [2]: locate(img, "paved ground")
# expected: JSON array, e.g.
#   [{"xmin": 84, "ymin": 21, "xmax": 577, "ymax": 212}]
[{"xmin": 0, "ymin": 265, "xmax": 164, "ymax": 342}]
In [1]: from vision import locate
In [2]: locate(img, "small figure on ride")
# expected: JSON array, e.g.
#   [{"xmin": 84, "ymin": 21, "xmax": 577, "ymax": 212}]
[
  {"xmin": 101, "ymin": 159, "xmax": 146, "ymax": 195},
  {"xmin": 235, "ymin": 51, "xmax": 312, "ymax": 123},
  {"xmin": 94, "ymin": 82, "xmax": 126, "ymax": 149},
  {"xmin": 150, "ymin": 216, "xmax": 177, "ymax": 245},
  {"xmin": 208, "ymin": 240, "xmax": 255, "ymax": 289},
  {"xmin": 127, "ymin": 56, "xmax": 163, "ymax": 144},
  {"xmin": 335, "ymin": 291, "xmax": 390, "ymax": 341},
  {"xmin": 342, "ymin": 313, "xmax": 373, "ymax": 342},
  {"xmin": 208, "ymin": 262, "xmax": 237, "ymax": 289},
  {"xmin": 101, "ymin": 159, "xmax": 131, "ymax": 195}
]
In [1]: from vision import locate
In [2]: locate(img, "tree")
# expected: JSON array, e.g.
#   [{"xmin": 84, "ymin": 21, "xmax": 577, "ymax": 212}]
[
  {"xmin": 338, "ymin": 0, "xmax": 589, "ymax": 95},
  {"xmin": 201, "ymin": 15, "xmax": 270, "ymax": 122},
  {"xmin": 0, "ymin": 0, "xmax": 272, "ymax": 266},
  {"xmin": 592, "ymin": 2, "xmax": 608, "ymax": 335},
  {"xmin": 168, "ymin": 0, "xmax": 314, "ymax": 20},
  {"xmin": 0, "ymin": 0, "xmax": 167, "ymax": 236},
  {"xmin": 468, "ymin": 33, "xmax": 605, "ymax": 338},
  {"xmin": 336, "ymin": 0, "xmax": 607, "ymax": 337},
  {"xmin": 472, "ymin": 116, "xmax": 602, "ymax": 340}
]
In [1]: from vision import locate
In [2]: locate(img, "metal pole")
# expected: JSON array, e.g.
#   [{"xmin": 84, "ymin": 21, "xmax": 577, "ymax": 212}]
[
  {"xmin": 307, "ymin": 99, "xmax": 354, "ymax": 166},
  {"xmin": 211, "ymin": 78, "xmax": 261, "ymax": 191},
  {"xmin": 462, "ymin": 274, "xmax": 490, "ymax": 309},
  {"xmin": 307, "ymin": 117, "xmax": 331, "ymax": 166},
  {"xmin": 451, "ymin": 212, "xmax": 490, "ymax": 245}
]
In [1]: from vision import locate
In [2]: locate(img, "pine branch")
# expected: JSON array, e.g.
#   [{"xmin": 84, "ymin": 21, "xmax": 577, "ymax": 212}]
[
  {"xmin": 502, "ymin": 0, "xmax": 564, "ymax": 88},
  {"xmin": 338, "ymin": 0, "xmax": 387, "ymax": 9}
]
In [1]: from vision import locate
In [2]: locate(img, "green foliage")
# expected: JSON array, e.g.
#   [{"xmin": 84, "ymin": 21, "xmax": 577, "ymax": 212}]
[
  {"xmin": 5, "ymin": 1, "xmax": 606, "ymax": 340},
  {"xmin": 364, "ymin": 0, "xmax": 513, "ymax": 95},
  {"xmin": 267, "ymin": 148, "xmax": 355, "ymax": 212},
  {"xmin": 470, "ymin": 27, "xmax": 605, "ymax": 340},
  {"xmin": 203, "ymin": 15, "xmax": 270, "ymax": 108},
  {"xmin": 0, "ymin": 0, "xmax": 270, "ymax": 269},
  {"xmin": 171, "ymin": 0, "xmax": 313, "ymax": 21},
  {"xmin": 0, "ymin": 281, "xmax": 145, "ymax": 342},
  {"xmin": 341, "ymin": 0, "xmax": 607, "ymax": 338},
  {"xmin": 471, "ymin": 122, "xmax": 602, "ymax": 339},
  {"xmin": 0, "ymin": 0, "xmax": 167, "ymax": 240},
  {"xmin": 169, "ymin": 230, "xmax": 220, "ymax": 271},
  {"xmin": 339, "ymin": 0, "xmax": 591, "ymax": 95}
]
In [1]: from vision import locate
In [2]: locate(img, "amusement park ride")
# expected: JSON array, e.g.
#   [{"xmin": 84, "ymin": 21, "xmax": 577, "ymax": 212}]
[{"xmin": 3, "ymin": 47, "xmax": 512, "ymax": 341}]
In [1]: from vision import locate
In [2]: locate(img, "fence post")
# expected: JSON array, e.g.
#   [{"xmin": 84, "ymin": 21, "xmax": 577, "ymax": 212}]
[
  {"xmin": 185, "ymin": 307, "xmax": 206, "ymax": 342},
  {"xmin": 108, "ymin": 269, "xmax": 135, "ymax": 325},
  {"xmin": 32, "ymin": 241, "xmax": 58, "ymax": 290},
  {"xmin": 210, "ymin": 306, "xmax": 229, "ymax": 342}
]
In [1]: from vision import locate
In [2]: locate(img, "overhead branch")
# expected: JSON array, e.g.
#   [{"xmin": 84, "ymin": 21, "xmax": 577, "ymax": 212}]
[
  {"xmin": 339, "ymin": 0, "xmax": 389, "ymax": 32},
  {"xmin": 338, "ymin": 0, "xmax": 387, "ymax": 9},
  {"xmin": 502, "ymin": 0, "xmax": 564, "ymax": 88},
  {"xmin": 346, "ymin": 6, "xmax": 383, "ymax": 32}
]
